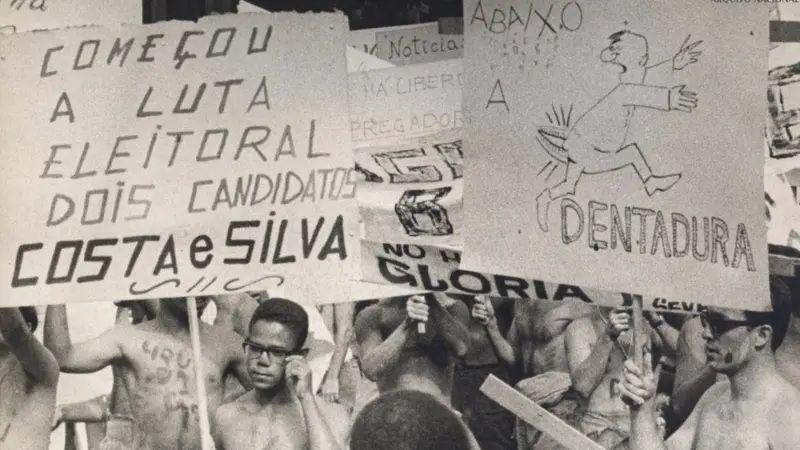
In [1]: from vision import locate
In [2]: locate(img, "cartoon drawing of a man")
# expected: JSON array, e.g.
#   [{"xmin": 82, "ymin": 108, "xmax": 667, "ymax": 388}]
[{"xmin": 535, "ymin": 31, "xmax": 702, "ymax": 232}]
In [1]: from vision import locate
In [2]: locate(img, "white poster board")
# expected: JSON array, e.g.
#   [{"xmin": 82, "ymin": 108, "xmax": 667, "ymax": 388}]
[
  {"xmin": 0, "ymin": 13, "xmax": 358, "ymax": 306},
  {"xmin": 0, "ymin": 0, "xmax": 140, "ymax": 33},
  {"xmin": 461, "ymin": 0, "xmax": 770, "ymax": 310}
]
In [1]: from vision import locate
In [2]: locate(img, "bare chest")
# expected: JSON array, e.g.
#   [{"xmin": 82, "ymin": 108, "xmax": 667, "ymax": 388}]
[
  {"xmin": 694, "ymin": 406, "xmax": 771, "ymax": 450},
  {"xmin": 0, "ymin": 364, "xmax": 54, "ymax": 450},
  {"xmin": 224, "ymin": 411, "xmax": 308, "ymax": 450}
]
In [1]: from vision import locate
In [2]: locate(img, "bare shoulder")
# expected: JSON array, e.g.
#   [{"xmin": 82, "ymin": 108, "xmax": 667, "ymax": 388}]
[
  {"xmin": 768, "ymin": 383, "xmax": 800, "ymax": 447},
  {"xmin": 215, "ymin": 393, "xmax": 249, "ymax": 424},
  {"xmin": 565, "ymin": 315, "xmax": 597, "ymax": 339},
  {"xmin": 354, "ymin": 304, "xmax": 381, "ymax": 333},
  {"xmin": 201, "ymin": 322, "xmax": 243, "ymax": 352}
]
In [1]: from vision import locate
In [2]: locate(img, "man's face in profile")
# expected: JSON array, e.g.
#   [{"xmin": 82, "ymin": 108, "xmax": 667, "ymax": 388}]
[
  {"xmin": 701, "ymin": 307, "xmax": 762, "ymax": 374},
  {"xmin": 600, "ymin": 31, "xmax": 648, "ymax": 71}
]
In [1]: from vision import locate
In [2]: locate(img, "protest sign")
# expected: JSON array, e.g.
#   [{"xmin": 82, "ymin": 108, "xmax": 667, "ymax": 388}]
[
  {"xmin": 374, "ymin": 22, "xmax": 463, "ymax": 66},
  {"xmin": 356, "ymin": 129, "xmax": 463, "ymax": 248},
  {"xmin": 460, "ymin": 0, "xmax": 770, "ymax": 310},
  {"xmin": 347, "ymin": 22, "xmax": 461, "ymax": 70},
  {"xmin": 349, "ymin": 58, "xmax": 463, "ymax": 146},
  {"xmin": 0, "ymin": 13, "xmax": 358, "ymax": 307},
  {"xmin": 0, "ymin": 0, "xmax": 139, "ymax": 33},
  {"xmin": 361, "ymin": 240, "xmax": 707, "ymax": 314}
]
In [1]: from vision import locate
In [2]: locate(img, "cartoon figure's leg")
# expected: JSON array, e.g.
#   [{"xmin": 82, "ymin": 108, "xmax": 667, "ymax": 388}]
[
  {"xmin": 587, "ymin": 143, "xmax": 681, "ymax": 196},
  {"xmin": 536, "ymin": 161, "xmax": 584, "ymax": 232}
]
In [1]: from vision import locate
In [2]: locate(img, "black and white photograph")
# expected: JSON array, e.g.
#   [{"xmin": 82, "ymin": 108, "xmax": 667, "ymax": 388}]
[{"xmin": 2, "ymin": 1, "xmax": 800, "ymax": 449}]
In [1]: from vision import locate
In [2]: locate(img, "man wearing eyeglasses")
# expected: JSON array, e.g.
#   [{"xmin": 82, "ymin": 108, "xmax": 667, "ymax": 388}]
[
  {"xmin": 620, "ymin": 278, "xmax": 800, "ymax": 449},
  {"xmin": 213, "ymin": 297, "xmax": 347, "ymax": 450}
]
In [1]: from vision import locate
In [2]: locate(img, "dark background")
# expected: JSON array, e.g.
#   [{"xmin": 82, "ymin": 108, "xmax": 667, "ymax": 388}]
[{"xmin": 143, "ymin": 0, "xmax": 462, "ymax": 29}]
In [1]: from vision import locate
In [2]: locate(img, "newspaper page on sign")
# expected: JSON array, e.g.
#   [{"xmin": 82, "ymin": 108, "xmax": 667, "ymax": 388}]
[
  {"xmin": 461, "ymin": 0, "xmax": 770, "ymax": 310},
  {"xmin": 0, "ymin": 12, "xmax": 358, "ymax": 307}
]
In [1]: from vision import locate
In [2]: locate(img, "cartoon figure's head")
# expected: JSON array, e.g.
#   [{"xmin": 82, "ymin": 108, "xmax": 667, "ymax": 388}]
[{"xmin": 601, "ymin": 31, "xmax": 649, "ymax": 73}]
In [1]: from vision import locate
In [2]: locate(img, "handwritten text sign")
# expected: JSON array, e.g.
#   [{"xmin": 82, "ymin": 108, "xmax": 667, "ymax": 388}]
[
  {"xmin": 349, "ymin": 58, "xmax": 463, "ymax": 146},
  {"xmin": 0, "ymin": 13, "xmax": 358, "ymax": 306},
  {"xmin": 461, "ymin": 0, "xmax": 769, "ymax": 310},
  {"xmin": 0, "ymin": 0, "xmax": 139, "ymax": 33}
]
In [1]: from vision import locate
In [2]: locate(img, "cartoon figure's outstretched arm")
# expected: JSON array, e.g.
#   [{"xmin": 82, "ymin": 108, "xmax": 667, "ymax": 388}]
[
  {"xmin": 613, "ymin": 83, "xmax": 698, "ymax": 112},
  {"xmin": 644, "ymin": 35, "xmax": 703, "ymax": 81}
]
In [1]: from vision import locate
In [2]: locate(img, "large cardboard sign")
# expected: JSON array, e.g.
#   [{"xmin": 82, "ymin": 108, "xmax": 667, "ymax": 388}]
[
  {"xmin": 461, "ymin": 0, "xmax": 770, "ymax": 310},
  {"xmin": 0, "ymin": 0, "xmax": 139, "ymax": 33},
  {"xmin": 0, "ymin": 13, "xmax": 359, "ymax": 306},
  {"xmin": 361, "ymin": 240, "xmax": 707, "ymax": 314}
]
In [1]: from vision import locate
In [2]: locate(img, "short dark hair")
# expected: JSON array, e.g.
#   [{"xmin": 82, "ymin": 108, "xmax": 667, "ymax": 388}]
[
  {"xmin": 350, "ymin": 390, "xmax": 470, "ymax": 450},
  {"xmin": 248, "ymin": 298, "xmax": 309, "ymax": 349},
  {"xmin": 20, "ymin": 306, "xmax": 38, "ymax": 333},
  {"xmin": 749, "ymin": 275, "xmax": 793, "ymax": 351}
]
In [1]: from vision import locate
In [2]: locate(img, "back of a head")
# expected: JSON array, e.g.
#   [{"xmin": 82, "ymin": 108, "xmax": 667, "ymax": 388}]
[
  {"xmin": 248, "ymin": 298, "xmax": 309, "ymax": 348},
  {"xmin": 753, "ymin": 275, "xmax": 794, "ymax": 351},
  {"xmin": 350, "ymin": 390, "xmax": 470, "ymax": 450}
]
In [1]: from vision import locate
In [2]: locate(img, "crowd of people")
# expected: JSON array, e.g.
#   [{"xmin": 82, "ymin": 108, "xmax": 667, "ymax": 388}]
[{"xmin": 1, "ymin": 247, "xmax": 798, "ymax": 449}]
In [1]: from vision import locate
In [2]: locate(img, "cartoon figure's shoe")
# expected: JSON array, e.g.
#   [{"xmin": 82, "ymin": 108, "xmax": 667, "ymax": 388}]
[
  {"xmin": 536, "ymin": 191, "xmax": 551, "ymax": 232},
  {"xmin": 644, "ymin": 174, "xmax": 681, "ymax": 196}
]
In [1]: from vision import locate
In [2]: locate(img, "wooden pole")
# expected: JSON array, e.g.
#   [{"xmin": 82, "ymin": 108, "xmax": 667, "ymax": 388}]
[
  {"xmin": 480, "ymin": 375, "xmax": 605, "ymax": 450},
  {"xmin": 630, "ymin": 294, "xmax": 646, "ymax": 367},
  {"xmin": 187, "ymin": 297, "xmax": 213, "ymax": 450}
]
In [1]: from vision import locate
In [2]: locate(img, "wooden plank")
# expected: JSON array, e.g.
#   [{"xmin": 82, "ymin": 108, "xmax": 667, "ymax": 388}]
[
  {"xmin": 479, "ymin": 375, "xmax": 605, "ymax": 450},
  {"xmin": 631, "ymin": 294, "xmax": 645, "ymax": 367}
]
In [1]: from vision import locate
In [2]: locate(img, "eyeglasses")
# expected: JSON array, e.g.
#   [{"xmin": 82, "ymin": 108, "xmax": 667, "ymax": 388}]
[
  {"xmin": 699, "ymin": 313, "xmax": 758, "ymax": 338},
  {"xmin": 242, "ymin": 339, "xmax": 299, "ymax": 362}
]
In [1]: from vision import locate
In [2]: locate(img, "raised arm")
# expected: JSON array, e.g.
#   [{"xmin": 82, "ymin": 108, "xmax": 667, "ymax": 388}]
[
  {"xmin": 565, "ymin": 314, "xmax": 615, "ymax": 398},
  {"xmin": 671, "ymin": 316, "xmax": 717, "ymax": 422},
  {"xmin": 355, "ymin": 304, "xmax": 408, "ymax": 382},
  {"xmin": 319, "ymin": 302, "xmax": 354, "ymax": 403},
  {"xmin": 472, "ymin": 296, "xmax": 516, "ymax": 366},
  {"xmin": 431, "ymin": 296, "xmax": 469, "ymax": 358},
  {"xmin": 646, "ymin": 312, "xmax": 679, "ymax": 358},
  {"xmin": 286, "ymin": 355, "xmax": 343, "ymax": 450},
  {"xmin": 0, "ymin": 307, "xmax": 59, "ymax": 386},
  {"xmin": 44, "ymin": 304, "xmax": 124, "ymax": 373},
  {"xmin": 218, "ymin": 328, "xmax": 253, "ymax": 396}
]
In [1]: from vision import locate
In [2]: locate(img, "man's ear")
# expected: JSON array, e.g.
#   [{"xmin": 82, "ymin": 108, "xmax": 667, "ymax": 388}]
[
  {"xmin": 752, "ymin": 324, "xmax": 773, "ymax": 350},
  {"xmin": 639, "ymin": 54, "xmax": 648, "ymax": 67}
]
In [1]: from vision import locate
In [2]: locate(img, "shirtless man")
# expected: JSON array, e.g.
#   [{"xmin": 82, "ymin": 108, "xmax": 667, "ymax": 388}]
[
  {"xmin": 51, "ymin": 299, "xmax": 159, "ymax": 449},
  {"xmin": 354, "ymin": 293, "xmax": 469, "ymax": 406},
  {"xmin": 565, "ymin": 306, "xmax": 677, "ymax": 448},
  {"xmin": 535, "ymin": 31, "xmax": 701, "ymax": 232},
  {"xmin": 620, "ymin": 304, "xmax": 800, "ymax": 449},
  {"xmin": 213, "ymin": 298, "xmax": 347, "ymax": 450},
  {"xmin": 0, "ymin": 307, "xmax": 59, "ymax": 450},
  {"xmin": 474, "ymin": 297, "xmax": 593, "ymax": 449},
  {"xmin": 455, "ymin": 294, "xmax": 516, "ymax": 450},
  {"xmin": 45, "ymin": 297, "xmax": 251, "ymax": 450}
]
